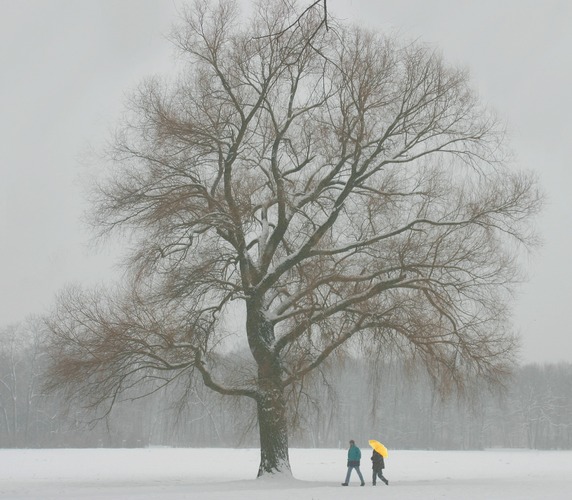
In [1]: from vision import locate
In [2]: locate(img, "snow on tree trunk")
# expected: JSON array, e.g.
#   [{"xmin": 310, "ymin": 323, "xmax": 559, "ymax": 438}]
[
  {"xmin": 256, "ymin": 387, "xmax": 291, "ymax": 477},
  {"xmin": 247, "ymin": 304, "xmax": 292, "ymax": 477}
]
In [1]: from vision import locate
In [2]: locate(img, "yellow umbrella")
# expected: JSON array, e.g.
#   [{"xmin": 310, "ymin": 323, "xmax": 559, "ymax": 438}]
[{"xmin": 369, "ymin": 439, "xmax": 388, "ymax": 458}]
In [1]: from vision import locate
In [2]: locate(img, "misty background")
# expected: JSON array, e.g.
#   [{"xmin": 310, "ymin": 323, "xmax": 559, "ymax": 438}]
[
  {"xmin": 2, "ymin": 319, "xmax": 572, "ymax": 449},
  {"xmin": 1, "ymin": 1, "xmax": 571, "ymax": 449}
]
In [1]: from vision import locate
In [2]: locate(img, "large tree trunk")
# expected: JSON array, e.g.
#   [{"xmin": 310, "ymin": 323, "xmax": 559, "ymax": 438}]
[
  {"xmin": 247, "ymin": 302, "xmax": 292, "ymax": 476},
  {"xmin": 256, "ymin": 386, "xmax": 291, "ymax": 477}
]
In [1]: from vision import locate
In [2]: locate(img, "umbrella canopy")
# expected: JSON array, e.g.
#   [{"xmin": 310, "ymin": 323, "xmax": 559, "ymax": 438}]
[{"xmin": 369, "ymin": 439, "xmax": 389, "ymax": 458}]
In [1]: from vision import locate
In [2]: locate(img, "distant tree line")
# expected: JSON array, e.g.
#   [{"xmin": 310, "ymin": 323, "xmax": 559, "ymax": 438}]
[{"xmin": 1, "ymin": 320, "xmax": 571, "ymax": 449}]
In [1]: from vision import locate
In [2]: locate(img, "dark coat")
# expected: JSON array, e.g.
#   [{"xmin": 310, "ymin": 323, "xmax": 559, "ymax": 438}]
[{"xmin": 371, "ymin": 450, "xmax": 385, "ymax": 471}]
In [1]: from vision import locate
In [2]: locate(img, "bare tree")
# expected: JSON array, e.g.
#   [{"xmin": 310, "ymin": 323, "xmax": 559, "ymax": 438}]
[
  {"xmin": 45, "ymin": 0, "xmax": 541, "ymax": 476},
  {"xmin": 0, "ymin": 319, "xmax": 48, "ymax": 446}
]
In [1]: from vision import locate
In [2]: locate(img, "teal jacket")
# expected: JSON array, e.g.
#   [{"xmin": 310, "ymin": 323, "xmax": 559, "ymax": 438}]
[{"xmin": 347, "ymin": 444, "xmax": 361, "ymax": 466}]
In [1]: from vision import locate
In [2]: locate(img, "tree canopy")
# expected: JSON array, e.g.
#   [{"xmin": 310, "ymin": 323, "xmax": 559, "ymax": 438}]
[{"xmin": 45, "ymin": 0, "xmax": 541, "ymax": 476}]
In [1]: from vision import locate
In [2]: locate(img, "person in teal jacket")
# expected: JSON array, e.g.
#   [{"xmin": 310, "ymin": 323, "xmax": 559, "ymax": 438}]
[{"xmin": 341, "ymin": 439, "xmax": 365, "ymax": 486}]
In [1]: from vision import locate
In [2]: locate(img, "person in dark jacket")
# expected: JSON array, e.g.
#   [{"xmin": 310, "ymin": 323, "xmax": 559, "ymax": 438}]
[
  {"xmin": 341, "ymin": 439, "xmax": 365, "ymax": 486},
  {"xmin": 371, "ymin": 449, "xmax": 389, "ymax": 485}
]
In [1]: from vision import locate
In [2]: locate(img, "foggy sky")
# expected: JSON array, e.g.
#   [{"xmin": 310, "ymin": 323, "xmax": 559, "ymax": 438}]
[{"xmin": 1, "ymin": 0, "xmax": 571, "ymax": 363}]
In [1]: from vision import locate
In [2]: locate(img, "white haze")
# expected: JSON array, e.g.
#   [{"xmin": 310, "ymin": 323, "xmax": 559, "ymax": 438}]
[{"xmin": 1, "ymin": 0, "xmax": 571, "ymax": 363}]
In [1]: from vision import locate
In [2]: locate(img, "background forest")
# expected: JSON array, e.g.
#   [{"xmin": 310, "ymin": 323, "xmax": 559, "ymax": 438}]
[{"xmin": 1, "ymin": 320, "xmax": 571, "ymax": 450}]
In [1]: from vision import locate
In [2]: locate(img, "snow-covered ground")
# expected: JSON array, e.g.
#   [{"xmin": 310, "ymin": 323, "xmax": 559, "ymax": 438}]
[{"xmin": 1, "ymin": 447, "xmax": 571, "ymax": 499}]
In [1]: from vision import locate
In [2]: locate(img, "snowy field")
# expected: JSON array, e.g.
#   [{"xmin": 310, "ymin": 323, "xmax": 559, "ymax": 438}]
[{"xmin": 1, "ymin": 447, "xmax": 571, "ymax": 499}]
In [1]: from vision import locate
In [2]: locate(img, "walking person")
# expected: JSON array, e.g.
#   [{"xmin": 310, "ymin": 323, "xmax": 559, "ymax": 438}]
[
  {"xmin": 341, "ymin": 439, "xmax": 365, "ymax": 486},
  {"xmin": 371, "ymin": 449, "xmax": 389, "ymax": 486}
]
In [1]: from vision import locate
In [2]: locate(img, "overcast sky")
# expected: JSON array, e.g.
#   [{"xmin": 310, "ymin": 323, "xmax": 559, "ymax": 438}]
[{"xmin": 1, "ymin": 0, "xmax": 571, "ymax": 364}]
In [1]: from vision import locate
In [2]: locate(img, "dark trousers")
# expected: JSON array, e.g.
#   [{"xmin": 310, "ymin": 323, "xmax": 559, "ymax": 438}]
[
  {"xmin": 372, "ymin": 469, "xmax": 388, "ymax": 485},
  {"xmin": 344, "ymin": 465, "xmax": 364, "ymax": 484}
]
